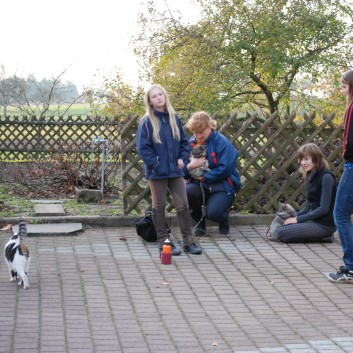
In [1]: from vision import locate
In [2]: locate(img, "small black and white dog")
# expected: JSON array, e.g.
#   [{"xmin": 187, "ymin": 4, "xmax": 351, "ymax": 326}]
[
  {"xmin": 266, "ymin": 203, "xmax": 297, "ymax": 240},
  {"xmin": 4, "ymin": 218, "xmax": 31, "ymax": 289},
  {"xmin": 189, "ymin": 144, "xmax": 210, "ymax": 177}
]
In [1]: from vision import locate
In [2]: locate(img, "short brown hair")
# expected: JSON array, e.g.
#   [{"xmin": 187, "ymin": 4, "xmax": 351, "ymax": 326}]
[
  {"xmin": 298, "ymin": 143, "xmax": 329, "ymax": 177},
  {"xmin": 185, "ymin": 111, "xmax": 217, "ymax": 133}
]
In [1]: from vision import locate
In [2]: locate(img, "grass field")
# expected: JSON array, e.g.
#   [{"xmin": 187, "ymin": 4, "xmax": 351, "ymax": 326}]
[{"xmin": 5, "ymin": 103, "xmax": 93, "ymax": 117}]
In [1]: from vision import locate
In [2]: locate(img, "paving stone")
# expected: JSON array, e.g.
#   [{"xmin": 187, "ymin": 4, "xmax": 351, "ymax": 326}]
[
  {"xmin": 12, "ymin": 222, "xmax": 83, "ymax": 236},
  {"xmin": 1, "ymin": 226, "xmax": 352, "ymax": 353},
  {"xmin": 34, "ymin": 203, "xmax": 65, "ymax": 216}
]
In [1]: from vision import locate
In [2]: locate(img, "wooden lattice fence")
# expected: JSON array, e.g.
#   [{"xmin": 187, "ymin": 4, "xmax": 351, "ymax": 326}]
[
  {"xmin": 0, "ymin": 115, "xmax": 122, "ymax": 161},
  {"xmin": 0, "ymin": 112, "xmax": 344, "ymax": 215},
  {"xmin": 121, "ymin": 111, "xmax": 344, "ymax": 215}
]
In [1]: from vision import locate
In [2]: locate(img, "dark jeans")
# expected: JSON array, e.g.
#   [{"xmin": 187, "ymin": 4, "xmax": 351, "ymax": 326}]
[
  {"xmin": 186, "ymin": 182, "xmax": 235, "ymax": 224},
  {"xmin": 334, "ymin": 165, "xmax": 353, "ymax": 270}
]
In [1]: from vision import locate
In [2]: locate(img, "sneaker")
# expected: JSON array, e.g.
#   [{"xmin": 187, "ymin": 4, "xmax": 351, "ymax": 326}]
[
  {"xmin": 326, "ymin": 266, "xmax": 353, "ymax": 282},
  {"xmin": 193, "ymin": 221, "xmax": 206, "ymax": 236},
  {"xmin": 219, "ymin": 218, "xmax": 229, "ymax": 235},
  {"xmin": 159, "ymin": 241, "xmax": 182, "ymax": 256},
  {"xmin": 183, "ymin": 242, "xmax": 202, "ymax": 255}
]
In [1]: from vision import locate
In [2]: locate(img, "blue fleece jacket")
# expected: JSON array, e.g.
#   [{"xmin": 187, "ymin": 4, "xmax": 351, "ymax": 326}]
[
  {"xmin": 183, "ymin": 130, "xmax": 241, "ymax": 194},
  {"xmin": 136, "ymin": 110, "xmax": 190, "ymax": 180}
]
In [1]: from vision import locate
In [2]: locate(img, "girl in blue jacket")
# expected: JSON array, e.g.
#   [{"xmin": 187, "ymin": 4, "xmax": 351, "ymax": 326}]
[{"xmin": 136, "ymin": 84, "xmax": 202, "ymax": 255}]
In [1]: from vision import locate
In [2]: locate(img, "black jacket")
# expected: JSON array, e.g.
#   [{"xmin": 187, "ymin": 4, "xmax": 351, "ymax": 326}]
[{"xmin": 297, "ymin": 169, "xmax": 337, "ymax": 228}]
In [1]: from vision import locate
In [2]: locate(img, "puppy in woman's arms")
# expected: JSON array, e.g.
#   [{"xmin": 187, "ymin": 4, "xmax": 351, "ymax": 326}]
[{"xmin": 189, "ymin": 144, "xmax": 210, "ymax": 177}]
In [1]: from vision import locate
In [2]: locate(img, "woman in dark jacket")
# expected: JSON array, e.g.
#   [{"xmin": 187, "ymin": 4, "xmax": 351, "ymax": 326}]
[
  {"xmin": 136, "ymin": 84, "xmax": 202, "ymax": 255},
  {"xmin": 183, "ymin": 111, "xmax": 241, "ymax": 236},
  {"xmin": 276, "ymin": 143, "xmax": 337, "ymax": 243}
]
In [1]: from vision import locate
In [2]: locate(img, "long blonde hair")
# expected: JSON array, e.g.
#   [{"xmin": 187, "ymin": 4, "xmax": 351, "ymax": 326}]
[{"xmin": 144, "ymin": 84, "xmax": 180, "ymax": 143}]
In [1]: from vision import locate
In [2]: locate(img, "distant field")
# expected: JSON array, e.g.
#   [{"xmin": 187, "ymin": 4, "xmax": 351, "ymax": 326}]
[{"xmin": 5, "ymin": 103, "xmax": 93, "ymax": 116}]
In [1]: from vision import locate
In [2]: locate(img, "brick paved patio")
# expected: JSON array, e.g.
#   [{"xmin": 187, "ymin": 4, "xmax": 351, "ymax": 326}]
[{"xmin": 1, "ymin": 225, "xmax": 353, "ymax": 353}]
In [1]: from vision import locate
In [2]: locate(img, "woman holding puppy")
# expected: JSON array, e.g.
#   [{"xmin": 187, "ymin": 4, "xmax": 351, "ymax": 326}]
[
  {"xmin": 183, "ymin": 111, "xmax": 241, "ymax": 236},
  {"xmin": 276, "ymin": 143, "xmax": 337, "ymax": 243}
]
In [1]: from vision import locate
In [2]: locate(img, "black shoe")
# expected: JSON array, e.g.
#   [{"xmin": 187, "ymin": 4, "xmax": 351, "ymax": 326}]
[
  {"xmin": 171, "ymin": 242, "xmax": 182, "ymax": 256},
  {"xmin": 183, "ymin": 242, "xmax": 202, "ymax": 255},
  {"xmin": 219, "ymin": 218, "xmax": 229, "ymax": 235},
  {"xmin": 193, "ymin": 220, "xmax": 206, "ymax": 236},
  {"xmin": 159, "ymin": 241, "xmax": 182, "ymax": 256},
  {"xmin": 320, "ymin": 235, "xmax": 334, "ymax": 243}
]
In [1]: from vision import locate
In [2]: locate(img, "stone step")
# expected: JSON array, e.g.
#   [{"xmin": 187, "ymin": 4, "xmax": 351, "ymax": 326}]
[
  {"xmin": 12, "ymin": 223, "xmax": 83, "ymax": 236},
  {"xmin": 34, "ymin": 203, "xmax": 66, "ymax": 216},
  {"xmin": 30, "ymin": 199, "xmax": 65, "ymax": 204}
]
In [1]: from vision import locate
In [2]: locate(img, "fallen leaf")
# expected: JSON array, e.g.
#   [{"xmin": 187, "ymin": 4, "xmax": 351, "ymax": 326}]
[
  {"xmin": 119, "ymin": 236, "xmax": 127, "ymax": 241},
  {"xmin": 1, "ymin": 224, "xmax": 12, "ymax": 231}
]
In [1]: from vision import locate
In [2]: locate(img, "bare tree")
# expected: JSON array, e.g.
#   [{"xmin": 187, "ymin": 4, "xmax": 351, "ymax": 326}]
[{"xmin": 0, "ymin": 67, "xmax": 82, "ymax": 117}]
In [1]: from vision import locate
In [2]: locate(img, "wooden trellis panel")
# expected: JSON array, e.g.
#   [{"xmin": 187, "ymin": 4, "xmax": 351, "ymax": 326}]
[
  {"xmin": 0, "ymin": 115, "xmax": 122, "ymax": 161},
  {"xmin": 121, "ymin": 111, "xmax": 344, "ymax": 215},
  {"xmin": 228, "ymin": 111, "xmax": 343, "ymax": 213}
]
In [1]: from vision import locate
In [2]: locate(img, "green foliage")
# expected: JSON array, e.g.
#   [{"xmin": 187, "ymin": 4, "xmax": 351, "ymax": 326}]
[
  {"xmin": 133, "ymin": 0, "xmax": 353, "ymax": 116},
  {"xmin": 84, "ymin": 72, "xmax": 145, "ymax": 117}
]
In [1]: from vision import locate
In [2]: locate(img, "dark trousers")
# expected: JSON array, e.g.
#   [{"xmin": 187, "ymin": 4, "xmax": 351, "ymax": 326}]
[
  {"xmin": 186, "ymin": 182, "xmax": 235, "ymax": 224},
  {"xmin": 277, "ymin": 221, "xmax": 335, "ymax": 243}
]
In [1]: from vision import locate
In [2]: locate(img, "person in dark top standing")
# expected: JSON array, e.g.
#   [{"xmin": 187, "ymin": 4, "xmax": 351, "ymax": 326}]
[
  {"xmin": 183, "ymin": 111, "xmax": 241, "ymax": 236},
  {"xmin": 327, "ymin": 70, "xmax": 353, "ymax": 282},
  {"xmin": 275, "ymin": 143, "xmax": 337, "ymax": 243},
  {"xmin": 136, "ymin": 84, "xmax": 202, "ymax": 256}
]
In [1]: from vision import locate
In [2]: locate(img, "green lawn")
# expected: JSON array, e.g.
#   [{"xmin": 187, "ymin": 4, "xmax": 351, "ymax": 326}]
[{"xmin": 5, "ymin": 103, "xmax": 92, "ymax": 117}]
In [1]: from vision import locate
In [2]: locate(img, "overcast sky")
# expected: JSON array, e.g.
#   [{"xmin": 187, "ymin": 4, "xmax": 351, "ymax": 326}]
[{"xmin": 1, "ymin": 0, "xmax": 201, "ymax": 92}]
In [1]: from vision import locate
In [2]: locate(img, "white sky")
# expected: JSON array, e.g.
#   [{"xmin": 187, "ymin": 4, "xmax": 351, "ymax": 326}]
[{"xmin": 1, "ymin": 0, "xmax": 201, "ymax": 92}]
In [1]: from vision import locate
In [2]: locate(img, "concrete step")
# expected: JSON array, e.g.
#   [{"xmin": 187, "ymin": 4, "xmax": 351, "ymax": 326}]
[
  {"xmin": 34, "ymin": 203, "xmax": 66, "ymax": 216},
  {"xmin": 12, "ymin": 223, "xmax": 83, "ymax": 236},
  {"xmin": 30, "ymin": 199, "xmax": 65, "ymax": 204}
]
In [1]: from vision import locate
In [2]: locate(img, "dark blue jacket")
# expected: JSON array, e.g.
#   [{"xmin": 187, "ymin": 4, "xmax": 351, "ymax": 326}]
[
  {"xmin": 136, "ymin": 110, "xmax": 190, "ymax": 180},
  {"xmin": 183, "ymin": 130, "xmax": 241, "ymax": 194}
]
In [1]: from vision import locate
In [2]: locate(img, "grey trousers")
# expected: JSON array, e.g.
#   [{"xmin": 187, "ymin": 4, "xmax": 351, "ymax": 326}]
[
  {"xmin": 149, "ymin": 177, "xmax": 194, "ymax": 248},
  {"xmin": 277, "ymin": 221, "xmax": 336, "ymax": 243}
]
